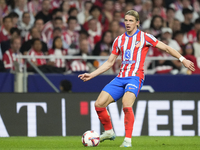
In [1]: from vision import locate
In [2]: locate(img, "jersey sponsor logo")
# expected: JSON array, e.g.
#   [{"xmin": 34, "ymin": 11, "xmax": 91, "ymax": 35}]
[{"xmin": 122, "ymin": 60, "xmax": 135, "ymax": 64}]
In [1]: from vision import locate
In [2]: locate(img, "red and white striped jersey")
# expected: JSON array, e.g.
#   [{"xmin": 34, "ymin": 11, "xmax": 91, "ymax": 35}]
[
  {"xmin": 70, "ymin": 60, "xmax": 89, "ymax": 72},
  {"xmin": 65, "ymin": 29, "xmax": 79, "ymax": 48},
  {"xmin": 3, "ymin": 49, "xmax": 23, "ymax": 71},
  {"xmin": 24, "ymin": 32, "xmax": 47, "ymax": 43},
  {"xmin": 42, "ymin": 21, "xmax": 53, "ymax": 38},
  {"xmin": 46, "ymin": 31, "xmax": 72, "ymax": 49},
  {"xmin": 28, "ymin": 49, "xmax": 46, "ymax": 66},
  {"xmin": 187, "ymin": 29, "xmax": 197, "ymax": 43},
  {"xmin": 27, "ymin": 0, "xmax": 42, "ymax": 16},
  {"xmin": 48, "ymin": 48, "xmax": 67, "ymax": 68},
  {"xmin": 112, "ymin": 29, "xmax": 158, "ymax": 79}
]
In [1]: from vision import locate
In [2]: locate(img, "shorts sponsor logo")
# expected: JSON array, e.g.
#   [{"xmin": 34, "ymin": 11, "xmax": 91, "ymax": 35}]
[
  {"xmin": 125, "ymin": 84, "xmax": 138, "ymax": 89},
  {"xmin": 129, "ymin": 87, "xmax": 135, "ymax": 89}
]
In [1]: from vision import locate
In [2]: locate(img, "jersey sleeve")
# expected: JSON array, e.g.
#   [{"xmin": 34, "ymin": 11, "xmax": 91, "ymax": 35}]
[
  {"xmin": 144, "ymin": 33, "xmax": 159, "ymax": 47},
  {"xmin": 3, "ymin": 53, "xmax": 11, "ymax": 69},
  {"xmin": 111, "ymin": 37, "xmax": 120, "ymax": 55}
]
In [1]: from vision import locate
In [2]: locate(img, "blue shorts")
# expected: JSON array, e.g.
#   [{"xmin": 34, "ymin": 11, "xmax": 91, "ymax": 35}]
[{"xmin": 102, "ymin": 76, "xmax": 144, "ymax": 101}]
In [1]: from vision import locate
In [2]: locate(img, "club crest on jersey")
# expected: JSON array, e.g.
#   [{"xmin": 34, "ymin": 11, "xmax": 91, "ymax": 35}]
[
  {"xmin": 135, "ymin": 41, "xmax": 141, "ymax": 48},
  {"xmin": 135, "ymin": 41, "xmax": 140, "ymax": 45},
  {"xmin": 125, "ymin": 49, "xmax": 131, "ymax": 60}
]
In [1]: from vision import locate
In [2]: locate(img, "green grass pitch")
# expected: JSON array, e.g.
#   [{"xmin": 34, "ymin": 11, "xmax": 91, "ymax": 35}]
[{"xmin": 0, "ymin": 136, "xmax": 200, "ymax": 150}]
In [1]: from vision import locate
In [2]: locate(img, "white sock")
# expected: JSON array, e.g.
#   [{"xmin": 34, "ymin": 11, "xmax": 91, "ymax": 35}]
[
  {"xmin": 105, "ymin": 129, "xmax": 114, "ymax": 134},
  {"xmin": 124, "ymin": 137, "xmax": 131, "ymax": 143}
]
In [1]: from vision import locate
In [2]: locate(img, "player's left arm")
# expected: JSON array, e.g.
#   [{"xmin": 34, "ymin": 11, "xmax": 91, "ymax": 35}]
[{"xmin": 155, "ymin": 41, "xmax": 195, "ymax": 72}]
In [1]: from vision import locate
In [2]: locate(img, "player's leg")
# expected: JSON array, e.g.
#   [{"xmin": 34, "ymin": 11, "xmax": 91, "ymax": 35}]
[
  {"xmin": 120, "ymin": 77, "xmax": 144, "ymax": 147},
  {"xmin": 95, "ymin": 90, "xmax": 114, "ymax": 132},
  {"xmin": 95, "ymin": 91, "xmax": 116, "ymax": 142},
  {"xmin": 95, "ymin": 91, "xmax": 115, "ymax": 108},
  {"xmin": 120, "ymin": 91, "xmax": 136, "ymax": 147},
  {"xmin": 95, "ymin": 77, "xmax": 124, "ymax": 142}
]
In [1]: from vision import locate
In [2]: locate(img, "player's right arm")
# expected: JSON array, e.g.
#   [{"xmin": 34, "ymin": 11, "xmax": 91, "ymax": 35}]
[{"xmin": 78, "ymin": 53, "xmax": 118, "ymax": 82}]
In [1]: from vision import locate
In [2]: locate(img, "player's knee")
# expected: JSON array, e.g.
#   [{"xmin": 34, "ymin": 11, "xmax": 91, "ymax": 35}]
[
  {"xmin": 122, "ymin": 99, "xmax": 135, "ymax": 108},
  {"xmin": 94, "ymin": 101, "xmax": 104, "ymax": 107},
  {"xmin": 122, "ymin": 101, "xmax": 130, "ymax": 108}
]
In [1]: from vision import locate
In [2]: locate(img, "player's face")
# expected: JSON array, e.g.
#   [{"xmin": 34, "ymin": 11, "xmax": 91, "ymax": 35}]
[{"xmin": 124, "ymin": 15, "xmax": 139, "ymax": 33}]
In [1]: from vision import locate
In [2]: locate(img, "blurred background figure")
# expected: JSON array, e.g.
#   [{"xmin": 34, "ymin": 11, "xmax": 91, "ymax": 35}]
[
  {"xmin": 152, "ymin": 0, "xmax": 166, "ymax": 20},
  {"xmin": 0, "ymin": 16, "xmax": 12, "ymax": 43},
  {"xmin": 149, "ymin": 15, "xmax": 164, "ymax": 38},
  {"xmin": 35, "ymin": 0, "xmax": 51, "ymax": 24},
  {"xmin": 48, "ymin": 36, "xmax": 68, "ymax": 73},
  {"xmin": 60, "ymin": 79, "xmax": 72, "ymax": 93},
  {"xmin": 181, "ymin": 8, "xmax": 194, "ymax": 33},
  {"xmin": 8, "ymin": 12, "xmax": 19, "ymax": 27},
  {"xmin": 114, "ymin": 0, "xmax": 126, "ymax": 12},
  {"xmin": 18, "ymin": 12, "xmax": 33, "ymax": 38},
  {"xmin": 109, "ymin": 20, "xmax": 120, "ymax": 40},
  {"xmin": 0, "ymin": 0, "xmax": 9, "ymax": 27},
  {"xmin": 187, "ymin": 18, "xmax": 200, "ymax": 43},
  {"xmin": 77, "ymin": 0, "xmax": 92, "ymax": 25},
  {"xmin": 3, "ymin": 36, "xmax": 23, "ymax": 72},
  {"xmin": 93, "ymin": 30, "xmax": 112, "ymax": 56},
  {"xmin": 1, "ymin": 27, "xmax": 21, "ymax": 55},
  {"xmin": 181, "ymin": 42, "xmax": 200, "ymax": 74},
  {"xmin": 27, "ymin": 38, "xmax": 46, "ymax": 67},
  {"xmin": 60, "ymin": 1, "xmax": 70, "ymax": 24},
  {"xmin": 193, "ymin": 30, "xmax": 200, "ymax": 58},
  {"xmin": 70, "ymin": 39, "xmax": 94, "ymax": 73},
  {"xmin": 174, "ymin": 0, "xmax": 199, "ymax": 23},
  {"xmin": 14, "ymin": 0, "xmax": 35, "ymax": 25},
  {"xmin": 138, "ymin": 0, "xmax": 152, "ymax": 24},
  {"xmin": 20, "ymin": 27, "xmax": 48, "ymax": 55},
  {"xmin": 148, "ymin": 37, "xmax": 182, "ymax": 74},
  {"xmin": 27, "ymin": 0, "xmax": 42, "ymax": 17},
  {"xmin": 161, "ymin": 27, "xmax": 182, "ymax": 53}
]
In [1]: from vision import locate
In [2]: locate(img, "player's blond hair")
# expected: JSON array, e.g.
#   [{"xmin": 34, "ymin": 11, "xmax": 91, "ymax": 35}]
[{"xmin": 125, "ymin": 10, "xmax": 140, "ymax": 27}]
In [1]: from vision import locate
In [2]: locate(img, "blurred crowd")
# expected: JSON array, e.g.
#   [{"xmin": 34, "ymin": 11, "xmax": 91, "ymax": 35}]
[{"xmin": 0, "ymin": 0, "xmax": 200, "ymax": 75}]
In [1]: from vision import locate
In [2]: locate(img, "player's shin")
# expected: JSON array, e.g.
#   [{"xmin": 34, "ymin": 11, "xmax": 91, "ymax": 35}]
[
  {"xmin": 95, "ymin": 107, "xmax": 112, "ymax": 130},
  {"xmin": 123, "ymin": 107, "xmax": 134, "ymax": 140},
  {"xmin": 95, "ymin": 107, "xmax": 116, "ymax": 142}
]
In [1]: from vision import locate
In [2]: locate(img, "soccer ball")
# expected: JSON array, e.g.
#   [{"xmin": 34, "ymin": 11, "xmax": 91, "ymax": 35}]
[{"xmin": 82, "ymin": 130, "xmax": 100, "ymax": 147}]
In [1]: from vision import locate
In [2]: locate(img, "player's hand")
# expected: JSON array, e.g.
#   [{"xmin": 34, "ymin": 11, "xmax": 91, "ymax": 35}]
[
  {"xmin": 182, "ymin": 59, "xmax": 195, "ymax": 72},
  {"xmin": 78, "ymin": 73, "xmax": 93, "ymax": 82}
]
